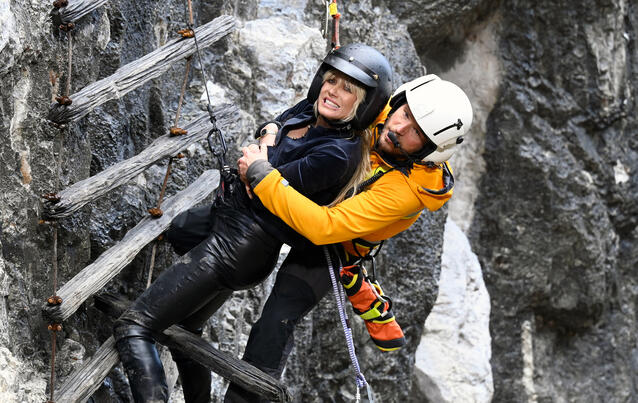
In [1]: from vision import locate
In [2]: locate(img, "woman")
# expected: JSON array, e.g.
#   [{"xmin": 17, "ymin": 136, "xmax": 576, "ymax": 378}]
[{"xmin": 112, "ymin": 43, "xmax": 392, "ymax": 403}]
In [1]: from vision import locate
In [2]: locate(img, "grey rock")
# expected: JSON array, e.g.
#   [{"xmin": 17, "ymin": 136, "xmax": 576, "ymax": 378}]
[
  {"xmin": 4, "ymin": 0, "xmax": 638, "ymax": 402},
  {"xmin": 414, "ymin": 218, "xmax": 493, "ymax": 403}
]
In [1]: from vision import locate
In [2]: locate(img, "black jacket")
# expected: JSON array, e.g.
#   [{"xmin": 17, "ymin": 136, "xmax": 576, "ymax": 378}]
[{"xmin": 250, "ymin": 99, "xmax": 362, "ymax": 249}]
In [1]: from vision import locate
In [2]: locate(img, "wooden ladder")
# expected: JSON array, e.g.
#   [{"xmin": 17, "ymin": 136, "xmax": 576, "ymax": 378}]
[{"xmin": 41, "ymin": 2, "xmax": 291, "ymax": 401}]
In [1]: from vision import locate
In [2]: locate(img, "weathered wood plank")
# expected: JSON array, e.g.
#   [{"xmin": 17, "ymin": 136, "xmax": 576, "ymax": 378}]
[
  {"xmin": 42, "ymin": 169, "xmax": 220, "ymax": 323},
  {"xmin": 48, "ymin": 15, "xmax": 235, "ymax": 124},
  {"xmin": 94, "ymin": 294, "xmax": 292, "ymax": 402},
  {"xmin": 52, "ymin": 337, "xmax": 178, "ymax": 403},
  {"xmin": 43, "ymin": 104, "xmax": 236, "ymax": 219},
  {"xmin": 53, "ymin": 336, "xmax": 119, "ymax": 403},
  {"xmin": 52, "ymin": 0, "xmax": 109, "ymax": 24}
]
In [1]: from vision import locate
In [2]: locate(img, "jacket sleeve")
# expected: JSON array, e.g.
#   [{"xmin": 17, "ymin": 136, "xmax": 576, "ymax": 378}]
[
  {"xmin": 275, "ymin": 141, "xmax": 357, "ymax": 195},
  {"xmin": 252, "ymin": 169, "xmax": 424, "ymax": 245}
]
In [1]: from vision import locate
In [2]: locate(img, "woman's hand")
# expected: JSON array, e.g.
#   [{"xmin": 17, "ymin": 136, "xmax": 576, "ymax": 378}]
[
  {"xmin": 258, "ymin": 123, "xmax": 278, "ymax": 147},
  {"xmin": 238, "ymin": 144, "xmax": 269, "ymax": 197}
]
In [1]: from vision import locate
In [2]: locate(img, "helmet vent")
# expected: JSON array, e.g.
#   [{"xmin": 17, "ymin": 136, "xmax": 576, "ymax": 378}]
[
  {"xmin": 410, "ymin": 77, "xmax": 437, "ymax": 92},
  {"xmin": 432, "ymin": 119, "xmax": 464, "ymax": 137}
]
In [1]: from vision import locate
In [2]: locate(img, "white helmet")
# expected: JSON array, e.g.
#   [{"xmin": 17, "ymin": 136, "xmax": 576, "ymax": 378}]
[{"xmin": 389, "ymin": 74, "xmax": 473, "ymax": 163}]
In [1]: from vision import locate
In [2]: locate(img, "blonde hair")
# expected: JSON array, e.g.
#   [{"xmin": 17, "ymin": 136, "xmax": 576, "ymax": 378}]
[
  {"xmin": 328, "ymin": 129, "xmax": 372, "ymax": 206},
  {"xmin": 311, "ymin": 69, "xmax": 371, "ymax": 206}
]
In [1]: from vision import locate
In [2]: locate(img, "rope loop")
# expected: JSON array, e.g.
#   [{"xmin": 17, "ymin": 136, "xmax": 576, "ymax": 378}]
[
  {"xmin": 178, "ymin": 28, "xmax": 195, "ymax": 38},
  {"xmin": 169, "ymin": 127, "xmax": 188, "ymax": 136},
  {"xmin": 52, "ymin": 0, "xmax": 68, "ymax": 8},
  {"xmin": 55, "ymin": 96, "xmax": 72, "ymax": 106},
  {"xmin": 59, "ymin": 22, "xmax": 75, "ymax": 32}
]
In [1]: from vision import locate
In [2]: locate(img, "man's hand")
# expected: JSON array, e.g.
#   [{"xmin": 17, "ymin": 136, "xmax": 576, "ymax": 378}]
[{"xmin": 238, "ymin": 144, "xmax": 268, "ymax": 198}]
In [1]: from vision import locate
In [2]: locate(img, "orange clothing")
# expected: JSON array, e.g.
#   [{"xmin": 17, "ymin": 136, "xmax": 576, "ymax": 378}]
[{"xmin": 253, "ymin": 105, "xmax": 454, "ymax": 255}]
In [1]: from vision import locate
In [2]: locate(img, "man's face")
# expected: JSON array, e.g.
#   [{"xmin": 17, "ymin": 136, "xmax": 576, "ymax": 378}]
[{"xmin": 376, "ymin": 104, "xmax": 427, "ymax": 157}]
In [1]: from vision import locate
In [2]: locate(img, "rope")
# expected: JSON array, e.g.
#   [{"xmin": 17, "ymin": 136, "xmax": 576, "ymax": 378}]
[
  {"xmin": 323, "ymin": 246, "xmax": 375, "ymax": 403},
  {"xmin": 64, "ymin": 32, "xmax": 72, "ymax": 97},
  {"xmin": 329, "ymin": 0, "xmax": 341, "ymax": 49},
  {"xmin": 41, "ymin": 13, "xmax": 80, "ymax": 400},
  {"xmin": 185, "ymin": 5, "xmax": 233, "ymax": 196},
  {"xmin": 146, "ymin": 0, "xmax": 200, "ymax": 284}
]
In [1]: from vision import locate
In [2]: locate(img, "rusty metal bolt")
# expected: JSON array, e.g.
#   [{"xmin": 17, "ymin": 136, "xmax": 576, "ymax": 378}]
[
  {"xmin": 42, "ymin": 193, "xmax": 61, "ymax": 203},
  {"xmin": 178, "ymin": 28, "xmax": 195, "ymax": 38},
  {"xmin": 47, "ymin": 295, "xmax": 63, "ymax": 305},
  {"xmin": 157, "ymin": 234, "xmax": 164, "ymax": 241},
  {"xmin": 53, "ymin": 0, "xmax": 68, "ymax": 8},
  {"xmin": 59, "ymin": 22, "xmax": 75, "ymax": 32},
  {"xmin": 176, "ymin": 153, "xmax": 185, "ymax": 159},
  {"xmin": 55, "ymin": 96, "xmax": 72, "ymax": 106},
  {"xmin": 169, "ymin": 127, "xmax": 188, "ymax": 136},
  {"xmin": 148, "ymin": 208, "xmax": 163, "ymax": 218},
  {"xmin": 48, "ymin": 324, "xmax": 63, "ymax": 332}
]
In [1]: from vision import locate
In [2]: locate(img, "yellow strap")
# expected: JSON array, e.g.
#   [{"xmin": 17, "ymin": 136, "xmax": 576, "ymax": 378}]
[
  {"xmin": 359, "ymin": 301, "xmax": 384, "ymax": 320},
  {"xmin": 376, "ymin": 345, "xmax": 401, "ymax": 352},
  {"xmin": 343, "ymin": 272, "xmax": 358, "ymax": 289},
  {"xmin": 329, "ymin": 2, "xmax": 338, "ymax": 16},
  {"xmin": 370, "ymin": 315, "xmax": 395, "ymax": 325}
]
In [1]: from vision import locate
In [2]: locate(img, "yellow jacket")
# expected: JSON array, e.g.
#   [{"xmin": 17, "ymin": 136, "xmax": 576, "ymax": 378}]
[{"xmin": 253, "ymin": 106, "xmax": 454, "ymax": 256}]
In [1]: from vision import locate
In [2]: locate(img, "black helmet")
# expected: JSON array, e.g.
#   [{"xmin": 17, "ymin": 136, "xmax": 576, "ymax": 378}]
[{"xmin": 307, "ymin": 43, "xmax": 393, "ymax": 130}]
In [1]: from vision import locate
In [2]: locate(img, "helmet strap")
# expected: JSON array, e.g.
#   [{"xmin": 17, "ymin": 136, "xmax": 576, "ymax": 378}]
[
  {"xmin": 314, "ymin": 103, "xmax": 353, "ymax": 130},
  {"xmin": 320, "ymin": 116, "xmax": 352, "ymax": 130}
]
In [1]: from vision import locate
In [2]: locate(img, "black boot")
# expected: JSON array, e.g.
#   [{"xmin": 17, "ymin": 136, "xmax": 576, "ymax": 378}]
[
  {"xmin": 113, "ymin": 319, "xmax": 169, "ymax": 403},
  {"xmin": 170, "ymin": 332, "xmax": 211, "ymax": 403},
  {"xmin": 224, "ymin": 381, "xmax": 266, "ymax": 403}
]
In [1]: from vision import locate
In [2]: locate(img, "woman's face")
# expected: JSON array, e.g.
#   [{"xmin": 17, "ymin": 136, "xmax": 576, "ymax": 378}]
[{"xmin": 316, "ymin": 72, "xmax": 360, "ymax": 122}]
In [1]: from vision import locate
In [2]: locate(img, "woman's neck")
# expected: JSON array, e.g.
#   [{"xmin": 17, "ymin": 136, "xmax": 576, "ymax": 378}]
[{"xmin": 315, "ymin": 115, "xmax": 332, "ymax": 128}]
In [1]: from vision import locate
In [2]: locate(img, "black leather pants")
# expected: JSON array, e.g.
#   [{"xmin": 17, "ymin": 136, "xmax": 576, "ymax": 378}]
[
  {"xmin": 224, "ymin": 247, "xmax": 335, "ymax": 403},
  {"xmin": 113, "ymin": 204, "xmax": 281, "ymax": 403}
]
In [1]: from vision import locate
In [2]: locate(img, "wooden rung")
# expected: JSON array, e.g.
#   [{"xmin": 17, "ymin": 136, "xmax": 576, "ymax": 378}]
[
  {"xmin": 52, "ymin": 0, "xmax": 109, "ymax": 24},
  {"xmin": 42, "ymin": 104, "xmax": 236, "ymax": 219},
  {"xmin": 48, "ymin": 15, "xmax": 235, "ymax": 124},
  {"xmin": 94, "ymin": 293, "xmax": 292, "ymax": 402},
  {"xmin": 53, "ymin": 336, "xmax": 119, "ymax": 402},
  {"xmin": 42, "ymin": 169, "xmax": 220, "ymax": 323},
  {"xmin": 53, "ymin": 335, "xmax": 179, "ymax": 402}
]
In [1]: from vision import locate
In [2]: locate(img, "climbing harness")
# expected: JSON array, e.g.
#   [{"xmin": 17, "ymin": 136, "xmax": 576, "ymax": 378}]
[{"xmin": 323, "ymin": 246, "xmax": 375, "ymax": 403}]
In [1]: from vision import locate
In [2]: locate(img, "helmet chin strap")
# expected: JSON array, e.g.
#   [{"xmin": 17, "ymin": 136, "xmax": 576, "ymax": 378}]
[{"xmin": 316, "ymin": 110, "xmax": 352, "ymax": 130}]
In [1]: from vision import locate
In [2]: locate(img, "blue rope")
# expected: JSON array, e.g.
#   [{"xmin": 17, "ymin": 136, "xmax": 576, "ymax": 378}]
[{"xmin": 323, "ymin": 246, "xmax": 375, "ymax": 402}]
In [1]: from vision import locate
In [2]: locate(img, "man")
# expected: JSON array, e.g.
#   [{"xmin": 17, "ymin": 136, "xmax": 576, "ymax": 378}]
[{"xmin": 225, "ymin": 74, "xmax": 473, "ymax": 402}]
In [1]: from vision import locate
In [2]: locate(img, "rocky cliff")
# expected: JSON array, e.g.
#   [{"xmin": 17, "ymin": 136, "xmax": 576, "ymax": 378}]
[{"xmin": 1, "ymin": 0, "xmax": 636, "ymax": 402}]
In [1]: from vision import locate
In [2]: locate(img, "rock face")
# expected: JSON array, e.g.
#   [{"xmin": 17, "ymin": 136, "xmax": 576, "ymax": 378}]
[
  {"xmin": 414, "ymin": 218, "xmax": 492, "ymax": 403},
  {"xmin": 471, "ymin": 1, "xmax": 638, "ymax": 402},
  {"xmin": 1, "ymin": 0, "xmax": 637, "ymax": 402}
]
